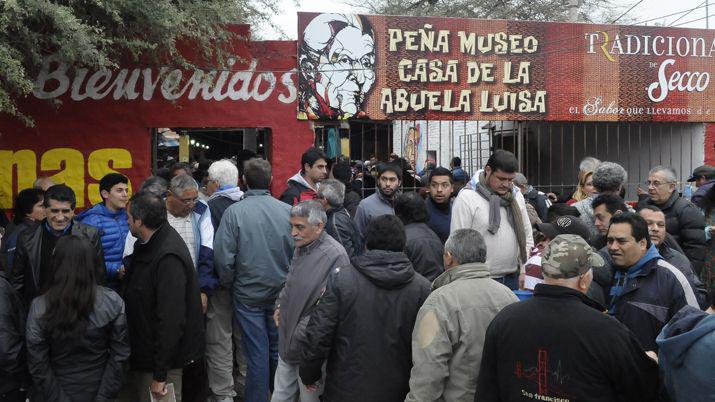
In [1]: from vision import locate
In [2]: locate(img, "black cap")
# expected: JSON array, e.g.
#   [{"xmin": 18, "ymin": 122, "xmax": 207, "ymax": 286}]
[
  {"xmin": 687, "ymin": 165, "xmax": 715, "ymax": 182},
  {"xmin": 536, "ymin": 215, "xmax": 591, "ymax": 242}
]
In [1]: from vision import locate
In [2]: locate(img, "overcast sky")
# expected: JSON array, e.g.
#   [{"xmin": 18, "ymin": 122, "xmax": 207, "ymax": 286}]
[{"xmin": 258, "ymin": 0, "xmax": 714, "ymax": 39}]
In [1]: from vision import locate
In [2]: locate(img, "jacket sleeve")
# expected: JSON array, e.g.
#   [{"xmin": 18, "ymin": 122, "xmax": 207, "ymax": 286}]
[
  {"xmin": 604, "ymin": 325, "xmax": 660, "ymax": 401},
  {"xmin": 335, "ymin": 215, "xmax": 359, "ymax": 258},
  {"xmin": 353, "ymin": 202, "xmax": 369, "ymax": 243},
  {"xmin": 474, "ymin": 318, "xmax": 500, "ymax": 402},
  {"xmin": 9, "ymin": 234, "xmax": 28, "ymax": 295},
  {"xmin": 344, "ymin": 191, "xmax": 360, "ymax": 218},
  {"xmin": 516, "ymin": 191, "xmax": 535, "ymax": 269},
  {"xmin": 95, "ymin": 298, "xmax": 130, "ymax": 400},
  {"xmin": 279, "ymin": 187, "xmax": 297, "ymax": 206},
  {"xmin": 299, "ymin": 268, "xmax": 342, "ymax": 386},
  {"xmin": 153, "ymin": 254, "xmax": 188, "ymax": 382},
  {"xmin": 676, "ymin": 202, "xmax": 706, "ymax": 276},
  {"xmin": 214, "ymin": 211, "xmax": 239, "ymax": 287},
  {"xmin": 91, "ymin": 230, "xmax": 107, "ymax": 286},
  {"xmin": 405, "ymin": 303, "xmax": 453, "ymax": 402},
  {"xmin": 0, "ymin": 284, "xmax": 24, "ymax": 385},
  {"xmin": 196, "ymin": 210, "xmax": 218, "ymax": 295},
  {"xmin": 26, "ymin": 301, "xmax": 70, "ymax": 401}
]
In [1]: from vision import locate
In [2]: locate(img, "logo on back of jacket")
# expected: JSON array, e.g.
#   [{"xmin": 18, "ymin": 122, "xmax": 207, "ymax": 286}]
[{"xmin": 514, "ymin": 348, "xmax": 572, "ymax": 401}]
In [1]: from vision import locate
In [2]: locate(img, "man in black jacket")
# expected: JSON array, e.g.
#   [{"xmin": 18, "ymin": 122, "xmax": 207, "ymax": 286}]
[
  {"xmin": 317, "ymin": 179, "xmax": 362, "ymax": 258},
  {"xmin": 395, "ymin": 192, "xmax": 445, "ymax": 281},
  {"xmin": 10, "ymin": 184, "xmax": 105, "ymax": 307},
  {"xmin": 279, "ymin": 148, "xmax": 328, "ymax": 206},
  {"xmin": 476, "ymin": 234, "xmax": 660, "ymax": 402},
  {"xmin": 606, "ymin": 212, "xmax": 700, "ymax": 351},
  {"xmin": 299, "ymin": 215, "xmax": 431, "ymax": 402},
  {"xmin": 638, "ymin": 165, "xmax": 706, "ymax": 275},
  {"xmin": 0, "ymin": 271, "xmax": 26, "ymax": 402},
  {"xmin": 123, "ymin": 191, "xmax": 205, "ymax": 402}
]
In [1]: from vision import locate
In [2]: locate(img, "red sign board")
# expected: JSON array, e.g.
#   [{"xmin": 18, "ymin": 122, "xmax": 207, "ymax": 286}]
[{"xmin": 297, "ymin": 12, "xmax": 715, "ymax": 122}]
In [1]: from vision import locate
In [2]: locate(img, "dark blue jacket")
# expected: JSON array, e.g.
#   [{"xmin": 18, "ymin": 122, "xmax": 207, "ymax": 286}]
[
  {"xmin": 77, "ymin": 203, "xmax": 129, "ymax": 282},
  {"xmin": 691, "ymin": 179, "xmax": 715, "ymax": 210},
  {"xmin": 656, "ymin": 306, "xmax": 715, "ymax": 402},
  {"xmin": 608, "ymin": 246, "xmax": 700, "ymax": 351}
]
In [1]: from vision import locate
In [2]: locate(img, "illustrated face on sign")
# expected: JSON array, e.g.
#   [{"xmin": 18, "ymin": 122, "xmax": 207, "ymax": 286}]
[{"xmin": 299, "ymin": 13, "xmax": 376, "ymax": 119}]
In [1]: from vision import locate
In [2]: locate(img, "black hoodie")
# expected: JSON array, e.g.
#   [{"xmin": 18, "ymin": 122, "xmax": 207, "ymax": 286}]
[{"xmin": 299, "ymin": 250, "xmax": 430, "ymax": 402}]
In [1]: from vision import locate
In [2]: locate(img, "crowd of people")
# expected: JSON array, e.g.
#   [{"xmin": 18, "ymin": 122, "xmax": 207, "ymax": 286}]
[{"xmin": 0, "ymin": 147, "xmax": 714, "ymax": 402}]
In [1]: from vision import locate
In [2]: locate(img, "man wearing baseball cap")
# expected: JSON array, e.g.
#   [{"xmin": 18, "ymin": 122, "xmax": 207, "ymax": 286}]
[
  {"xmin": 523, "ymin": 215, "xmax": 591, "ymax": 290},
  {"xmin": 476, "ymin": 234, "xmax": 660, "ymax": 402},
  {"xmin": 688, "ymin": 165, "xmax": 715, "ymax": 209}
]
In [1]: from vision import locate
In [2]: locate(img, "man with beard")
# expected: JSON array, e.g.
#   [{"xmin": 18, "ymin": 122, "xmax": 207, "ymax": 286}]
[
  {"xmin": 354, "ymin": 163, "xmax": 401, "ymax": 244},
  {"xmin": 425, "ymin": 167, "xmax": 454, "ymax": 244},
  {"xmin": 606, "ymin": 212, "xmax": 700, "ymax": 351},
  {"xmin": 451, "ymin": 150, "xmax": 533, "ymax": 290}
]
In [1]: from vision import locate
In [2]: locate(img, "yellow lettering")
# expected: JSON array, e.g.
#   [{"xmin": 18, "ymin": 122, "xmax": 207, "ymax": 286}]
[
  {"xmin": 87, "ymin": 148, "xmax": 133, "ymax": 205},
  {"xmin": 41, "ymin": 148, "xmax": 85, "ymax": 207},
  {"xmin": 0, "ymin": 150, "xmax": 37, "ymax": 208}
]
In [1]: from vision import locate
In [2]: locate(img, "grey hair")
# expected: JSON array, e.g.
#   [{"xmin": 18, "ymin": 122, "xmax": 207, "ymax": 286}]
[
  {"xmin": 513, "ymin": 173, "xmax": 528, "ymax": 186},
  {"xmin": 139, "ymin": 176, "xmax": 169, "ymax": 196},
  {"xmin": 290, "ymin": 200, "xmax": 327, "ymax": 226},
  {"xmin": 169, "ymin": 173, "xmax": 198, "ymax": 194},
  {"xmin": 208, "ymin": 159, "xmax": 238, "ymax": 187},
  {"xmin": 649, "ymin": 165, "xmax": 677, "ymax": 183},
  {"xmin": 579, "ymin": 157, "xmax": 601, "ymax": 172},
  {"xmin": 318, "ymin": 179, "xmax": 345, "ymax": 208},
  {"xmin": 592, "ymin": 162, "xmax": 627, "ymax": 193},
  {"xmin": 445, "ymin": 229, "xmax": 487, "ymax": 264}
]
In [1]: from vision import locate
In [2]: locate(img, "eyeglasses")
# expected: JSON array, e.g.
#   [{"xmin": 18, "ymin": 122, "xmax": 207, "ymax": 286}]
[{"xmin": 179, "ymin": 197, "xmax": 198, "ymax": 206}]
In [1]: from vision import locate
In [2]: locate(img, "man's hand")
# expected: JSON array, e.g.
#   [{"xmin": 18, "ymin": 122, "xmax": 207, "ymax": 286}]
[
  {"xmin": 637, "ymin": 185, "xmax": 647, "ymax": 196},
  {"xmin": 518, "ymin": 273, "xmax": 526, "ymax": 290},
  {"xmin": 304, "ymin": 380, "xmax": 321, "ymax": 392},
  {"xmin": 118, "ymin": 265, "xmax": 126, "ymax": 279},
  {"xmin": 645, "ymin": 351, "xmax": 658, "ymax": 364},
  {"xmin": 200, "ymin": 293, "xmax": 208, "ymax": 314},
  {"xmin": 150, "ymin": 380, "xmax": 167, "ymax": 397},
  {"xmin": 273, "ymin": 308, "xmax": 280, "ymax": 327}
]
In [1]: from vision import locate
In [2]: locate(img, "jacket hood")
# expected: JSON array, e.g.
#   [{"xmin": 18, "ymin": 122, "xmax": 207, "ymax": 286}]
[
  {"xmin": 209, "ymin": 185, "xmax": 244, "ymax": 202},
  {"xmin": 287, "ymin": 172, "xmax": 316, "ymax": 191},
  {"xmin": 78, "ymin": 202, "xmax": 124, "ymax": 219},
  {"xmin": 351, "ymin": 249, "xmax": 416, "ymax": 289},
  {"xmin": 656, "ymin": 306, "xmax": 715, "ymax": 366}
]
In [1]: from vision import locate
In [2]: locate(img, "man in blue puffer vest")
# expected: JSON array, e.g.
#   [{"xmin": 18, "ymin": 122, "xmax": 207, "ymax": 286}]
[{"xmin": 77, "ymin": 173, "xmax": 130, "ymax": 289}]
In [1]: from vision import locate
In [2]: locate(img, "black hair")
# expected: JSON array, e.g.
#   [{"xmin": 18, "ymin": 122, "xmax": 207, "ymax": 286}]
[
  {"xmin": 42, "ymin": 235, "xmax": 97, "ymax": 341},
  {"xmin": 609, "ymin": 212, "xmax": 652, "ymax": 249},
  {"xmin": 377, "ymin": 162, "xmax": 403, "ymax": 180},
  {"xmin": 639, "ymin": 205, "xmax": 664, "ymax": 214},
  {"xmin": 44, "ymin": 184, "xmax": 76, "ymax": 209},
  {"xmin": 591, "ymin": 194, "xmax": 628, "ymax": 215},
  {"xmin": 365, "ymin": 214, "xmax": 406, "ymax": 252},
  {"xmin": 155, "ymin": 167, "xmax": 172, "ymax": 183},
  {"xmin": 170, "ymin": 162, "xmax": 192, "ymax": 177},
  {"xmin": 485, "ymin": 149, "xmax": 518, "ymax": 174},
  {"xmin": 243, "ymin": 159, "xmax": 272, "ymax": 190},
  {"xmin": 13, "ymin": 188, "xmax": 44, "ymax": 224},
  {"xmin": 237, "ymin": 149, "xmax": 258, "ymax": 176},
  {"xmin": 331, "ymin": 162, "xmax": 353, "ymax": 186},
  {"xmin": 301, "ymin": 147, "xmax": 328, "ymax": 173},
  {"xmin": 546, "ymin": 203, "xmax": 580, "ymax": 223},
  {"xmin": 99, "ymin": 173, "xmax": 128, "ymax": 198},
  {"xmin": 394, "ymin": 192, "xmax": 430, "ymax": 225},
  {"xmin": 429, "ymin": 167, "xmax": 453, "ymax": 184},
  {"xmin": 128, "ymin": 191, "xmax": 167, "ymax": 230},
  {"xmin": 193, "ymin": 169, "xmax": 208, "ymax": 186},
  {"xmin": 451, "ymin": 157, "xmax": 461, "ymax": 167}
]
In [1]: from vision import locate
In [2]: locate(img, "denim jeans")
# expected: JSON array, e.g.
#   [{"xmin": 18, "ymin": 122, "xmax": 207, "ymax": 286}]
[
  {"xmin": 234, "ymin": 301, "xmax": 279, "ymax": 402},
  {"xmin": 493, "ymin": 272, "xmax": 519, "ymax": 290}
]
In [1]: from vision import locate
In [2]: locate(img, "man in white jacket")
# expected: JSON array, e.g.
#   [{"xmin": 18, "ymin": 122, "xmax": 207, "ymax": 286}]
[{"xmin": 451, "ymin": 150, "xmax": 533, "ymax": 290}]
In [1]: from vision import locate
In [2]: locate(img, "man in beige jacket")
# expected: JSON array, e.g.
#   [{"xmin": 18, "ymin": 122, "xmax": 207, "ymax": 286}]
[{"xmin": 405, "ymin": 229, "xmax": 518, "ymax": 402}]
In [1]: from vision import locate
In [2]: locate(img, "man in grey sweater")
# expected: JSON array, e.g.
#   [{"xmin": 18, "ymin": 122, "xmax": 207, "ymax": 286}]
[{"xmin": 272, "ymin": 201, "xmax": 350, "ymax": 402}]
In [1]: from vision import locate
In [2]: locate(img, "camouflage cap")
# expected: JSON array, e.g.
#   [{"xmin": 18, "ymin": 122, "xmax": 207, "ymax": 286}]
[{"xmin": 541, "ymin": 234, "xmax": 605, "ymax": 279}]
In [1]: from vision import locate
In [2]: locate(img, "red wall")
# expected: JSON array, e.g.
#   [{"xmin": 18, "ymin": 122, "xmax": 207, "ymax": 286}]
[{"xmin": 0, "ymin": 32, "xmax": 314, "ymax": 209}]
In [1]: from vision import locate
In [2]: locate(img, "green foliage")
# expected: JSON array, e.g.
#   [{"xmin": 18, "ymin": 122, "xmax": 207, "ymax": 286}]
[{"xmin": 0, "ymin": 0, "xmax": 280, "ymax": 125}]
